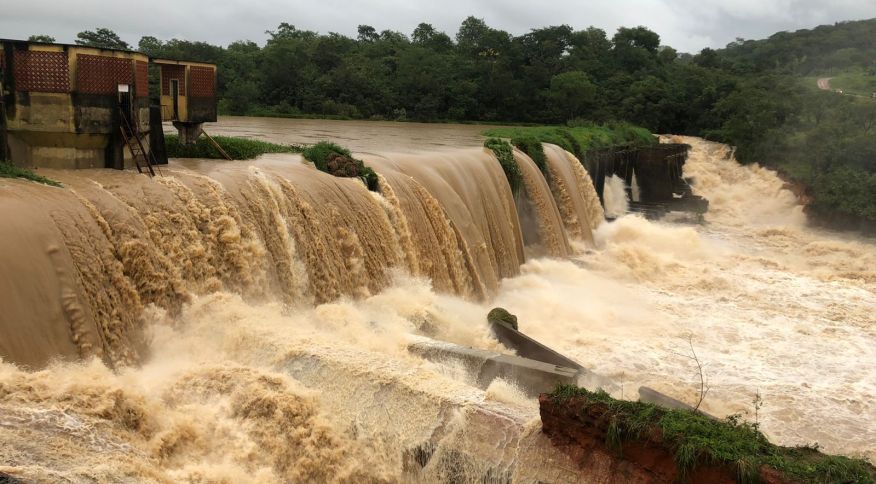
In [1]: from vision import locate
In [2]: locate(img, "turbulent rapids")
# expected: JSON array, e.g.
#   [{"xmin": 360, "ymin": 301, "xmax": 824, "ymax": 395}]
[{"xmin": 1, "ymin": 131, "xmax": 875, "ymax": 482}]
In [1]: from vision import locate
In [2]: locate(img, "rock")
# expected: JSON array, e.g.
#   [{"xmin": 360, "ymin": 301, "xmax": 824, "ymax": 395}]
[
  {"xmin": 487, "ymin": 307, "xmax": 518, "ymax": 330},
  {"xmin": 325, "ymin": 152, "xmax": 362, "ymax": 178}
]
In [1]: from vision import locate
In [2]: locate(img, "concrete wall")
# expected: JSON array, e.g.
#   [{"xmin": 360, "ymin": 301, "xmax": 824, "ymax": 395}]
[
  {"xmin": 1, "ymin": 40, "xmax": 150, "ymax": 169},
  {"xmin": 156, "ymin": 60, "xmax": 217, "ymax": 124}
]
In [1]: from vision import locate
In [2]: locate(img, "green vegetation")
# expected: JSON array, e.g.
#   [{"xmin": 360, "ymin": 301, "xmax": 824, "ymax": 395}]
[
  {"xmin": 165, "ymin": 134, "xmax": 301, "ymax": 160},
  {"xmin": 483, "ymin": 138, "xmax": 522, "ymax": 194},
  {"xmin": 487, "ymin": 307, "xmax": 518, "ymax": 330},
  {"xmin": 27, "ymin": 34, "xmax": 55, "ymax": 43},
  {"xmin": 509, "ymin": 137, "xmax": 547, "ymax": 173},
  {"xmin": 550, "ymin": 384, "xmax": 876, "ymax": 483},
  {"xmin": 128, "ymin": 22, "xmax": 696, "ymax": 127},
  {"xmin": 301, "ymin": 141, "xmax": 378, "ymax": 191},
  {"xmin": 0, "ymin": 162, "xmax": 62, "ymax": 187},
  {"xmin": 698, "ymin": 21, "xmax": 876, "ymax": 225},
  {"xmin": 829, "ymin": 70, "xmax": 876, "ymax": 97},
  {"xmin": 301, "ymin": 141, "xmax": 351, "ymax": 171},
  {"xmin": 486, "ymin": 123, "xmax": 655, "ymax": 160},
  {"xmin": 75, "ymin": 27, "xmax": 131, "ymax": 50}
]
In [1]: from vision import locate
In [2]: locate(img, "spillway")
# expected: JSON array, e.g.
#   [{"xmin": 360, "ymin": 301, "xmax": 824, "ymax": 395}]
[{"xmin": 1, "ymin": 131, "xmax": 874, "ymax": 482}]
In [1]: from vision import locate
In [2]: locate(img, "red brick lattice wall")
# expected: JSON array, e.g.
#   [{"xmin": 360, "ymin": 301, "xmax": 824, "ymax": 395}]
[
  {"xmin": 189, "ymin": 66, "xmax": 215, "ymax": 98},
  {"xmin": 76, "ymin": 54, "xmax": 133, "ymax": 94},
  {"xmin": 13, "ymin": 50, "xmax": 70, "ymax": 92},
  {"xmin": 160, "ymin": 64, "xmax": 186, "ymax": 96},
  {"xmin": 135, "ymin": 60, "xmax": 149, "ymax": 98}
]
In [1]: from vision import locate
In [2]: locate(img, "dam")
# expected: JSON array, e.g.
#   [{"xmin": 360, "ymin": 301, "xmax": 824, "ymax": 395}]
[{"xmin": 0, "ymin": 116, "xmax": 875, "ymax": 481}]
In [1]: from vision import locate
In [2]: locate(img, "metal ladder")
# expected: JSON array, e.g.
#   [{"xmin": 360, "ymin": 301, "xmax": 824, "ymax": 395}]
[{"xmin": 119, "ymin": 110, "xmax": 158, "ymax": 177}]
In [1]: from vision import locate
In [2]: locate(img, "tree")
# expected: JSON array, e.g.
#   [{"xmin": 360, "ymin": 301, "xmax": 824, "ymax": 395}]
[
  {"xmin": 75, "ymin": 28, "xmax": 130, "ymax": 50},
  {"xmin": 224, "ymin": 79, "xmax": 260, "ymax": 115},
  {"xmin": 412, "ymin": 23, "xmax": 437, "ymax": 44},
  {"xmin": 612, "ymin": 26, "xmax": 660, "ymax": 72},
  {"xmin": 549, "ymin": 71, "xmax": 597, "ymax": 120},
  {"xmin": 568, "ymin": 27, "xmax": 612, "ymax": 78},
  {"xmin": 27, "ymin": 35, "xmax": 55, "ymax": 43},
  {"xmin": 456, "ymin": 16, "xmax": 491, "ymax": 54},
  {"xmin": 266, "ymin": 23, "xmax": 306, "ymax": 41},
  {"xmin": 658, "ymin": 46, "xmax": 678, "ymax": 64},
  {"xmin": 613, "ymin": 26, "xmax": 660, "ymax": 53},
  {"xmin": 620, "ymin": 75, "xmax": 673, "ymax": 131},
  {"xmin": 137, "ymin": 36, "xmax": 163, "ymax": 55},
  {"xmin": 412, "ymin": 23, "xmax": 453, "ymax": 51},
  {"xmin": 357, "ymin": 25, "xmax": 379, "ymax": 43},
  {"xmin": 694, "ymin": 48, "xmax": 721, "ymax": 68}
]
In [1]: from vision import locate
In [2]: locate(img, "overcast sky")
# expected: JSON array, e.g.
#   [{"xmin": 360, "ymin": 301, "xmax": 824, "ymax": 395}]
[{"xmin": 3, "ymin": 0, "xmax": 876, "ymax": 53}]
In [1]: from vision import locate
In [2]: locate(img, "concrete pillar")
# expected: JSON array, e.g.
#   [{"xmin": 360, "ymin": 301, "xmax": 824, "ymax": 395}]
[
  {"xmin": 149, "ymin": 106, "xmax": 168, "ymax": 165},
  {"xmin": 173, "ymin": 121, "xmax": 203, "ymax": 145}
]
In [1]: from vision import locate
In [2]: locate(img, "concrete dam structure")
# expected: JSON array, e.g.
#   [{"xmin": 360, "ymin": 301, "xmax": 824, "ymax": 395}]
[
  {"xmin": 583, "ymin": 142, "xmax": 709, "ymax": 219},
  {"xmin": 0, "ymin": 38, "xmax": 217, "ymax": 171}
]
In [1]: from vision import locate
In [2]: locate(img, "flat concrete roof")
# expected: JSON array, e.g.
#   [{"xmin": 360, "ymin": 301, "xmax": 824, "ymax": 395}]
[
  {"xmin": 151, "ymin": 58, "xmax": 216, "ymax": 68},
  {"xmin": 0, "ymin": 39, "xmax": 215, "ymax": 67},
  {"xmin": 0, "ymin": 38, "xmax": 141, "ymax": 55}
]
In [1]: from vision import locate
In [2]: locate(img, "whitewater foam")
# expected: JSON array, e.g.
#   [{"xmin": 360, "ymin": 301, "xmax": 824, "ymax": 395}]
[{"xmin": 1, "ymin": 135, "xmax": 874, "ymax": 483}]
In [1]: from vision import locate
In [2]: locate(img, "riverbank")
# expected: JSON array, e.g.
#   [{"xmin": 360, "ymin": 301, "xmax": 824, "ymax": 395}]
[
  {"xmin": 231, "ymin": 107, "xmax": 544, "ymax": 127},
  {"xmin": 541, "ymin": 385, "xmax": 876, "ymax": 483},
  {"xmin": 164, "ymin": 134, "xmax": 303, "ymax": 160},
  {"xmin": 772, "ymin": 165, "xmax": 876, "ymax": 236}
]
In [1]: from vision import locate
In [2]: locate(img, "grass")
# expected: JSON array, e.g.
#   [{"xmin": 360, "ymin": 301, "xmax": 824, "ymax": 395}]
[
  {"xmin": 0, "ymin": 162, "xmax": 62, "ymax": 187},
  {"xmin": 484, "ymin": 138, "xmax": 522, "ymax": 195},
  {"xmin": 510, "ymin": 136, "xmax": 547, "ymax": 173},
  {"xmin": 829, "ymin": 70, "xmax": 876, "ymax": 96},
  {"xmin": 165, "ymin": 134, "xmax": 302, "ymax": 160},
  {"xmin": 550, "ymin": 385, "xmax": 876, "ymax": 483},
  {"xmin": 301, "ymin": 141, "xmax": 378, "ymax": 191},
  {"xmin": 483, "ymin": 122, "xmax": 655, "ymax": 160}
]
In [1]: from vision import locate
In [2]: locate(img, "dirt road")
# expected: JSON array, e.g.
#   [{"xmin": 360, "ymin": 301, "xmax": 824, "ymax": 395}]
[{"xmin": 817, "ymin": 77, "xmax": 833, "ymax": 90}]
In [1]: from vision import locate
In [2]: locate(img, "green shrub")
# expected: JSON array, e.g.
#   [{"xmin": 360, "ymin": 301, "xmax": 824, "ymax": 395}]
[
  {"xmin": 484, "ymin": 138, "xmax": 522, "ymax": 195},
  {"xmin": 165, "ymin": 134, "xmax": 301, "ymax": 160},
  {"xmin": 604, "ymin": 121, "xmax": 657, "ymax": 146},
  {"xmin": 511, "ymin": 136, "xmax": 547, "ymax": 173},
  {"xmin": 555, "ymin": 129, "xmax": 584, "ymax": 157},
  {"xmin": 487, "ymin": 307, "xmax": 519, "ymax": 330},
  {"xmin": 360, "ymin": 166, "xmax": 379, "ymax": 191},
  {"xmin": 483, "ymin": 123, "xmax": 655, "ymax": 159},
  {"xmin": 0, "ymin": 162, "xmax": 62, "ymax": 187},
  {"xmin": 549, "ymin": 385, "xmax": 876, "ymax": 482},
  {"xmin": 301, "ymin": 141, "xmax": 352, "ymax": 171},
  {"xmin": 813, "ymin": 167, "xmax": 876, "ymax": 220},
  {"xmin": 302, "ymin": 141, "xmax": 378, "ymax": 191}
]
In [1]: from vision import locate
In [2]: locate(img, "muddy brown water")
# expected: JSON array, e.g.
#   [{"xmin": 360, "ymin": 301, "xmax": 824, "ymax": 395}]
[
  {"xmin": 195, "ymin": 115, "xmax": 502, "ymax": 152},
  {"xmin": 0, "ymin": 120, "xmax": 874, "ymax": 481}
]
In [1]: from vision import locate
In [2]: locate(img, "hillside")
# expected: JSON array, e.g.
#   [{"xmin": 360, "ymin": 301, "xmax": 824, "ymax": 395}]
[
  {"xmin": 713, "ymin": 18, "xmax": 876, "ymax": 75},
  {"xmin": 698, "ymin": 19, "xmax": 876, "ymax": 229}
]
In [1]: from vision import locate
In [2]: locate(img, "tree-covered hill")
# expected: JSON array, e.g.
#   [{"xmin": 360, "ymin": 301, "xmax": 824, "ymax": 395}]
[
  {"xmin": 699, "ymin": 19, "xmax": 876, "ymax": 228},
  {"xmin": 706, "ymin": 18, "xmax": 876, "ymax": 75}
]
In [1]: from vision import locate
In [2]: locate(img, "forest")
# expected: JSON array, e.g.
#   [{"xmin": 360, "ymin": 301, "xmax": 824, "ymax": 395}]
[{"xmin": 35, "ymin": 18, "xmax": 876, "ymax": 226}]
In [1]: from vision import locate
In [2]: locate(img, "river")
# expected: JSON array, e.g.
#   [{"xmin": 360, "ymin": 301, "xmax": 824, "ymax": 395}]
[{"xmin": 0, "ymin": 118, "xmax": 873, "ymax": 482}]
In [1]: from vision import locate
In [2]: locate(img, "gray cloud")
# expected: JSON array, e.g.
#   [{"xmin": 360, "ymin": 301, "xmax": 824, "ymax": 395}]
[{"xmin": 3, "ymin": 0, "xmax": 876, "ymax": 52}]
